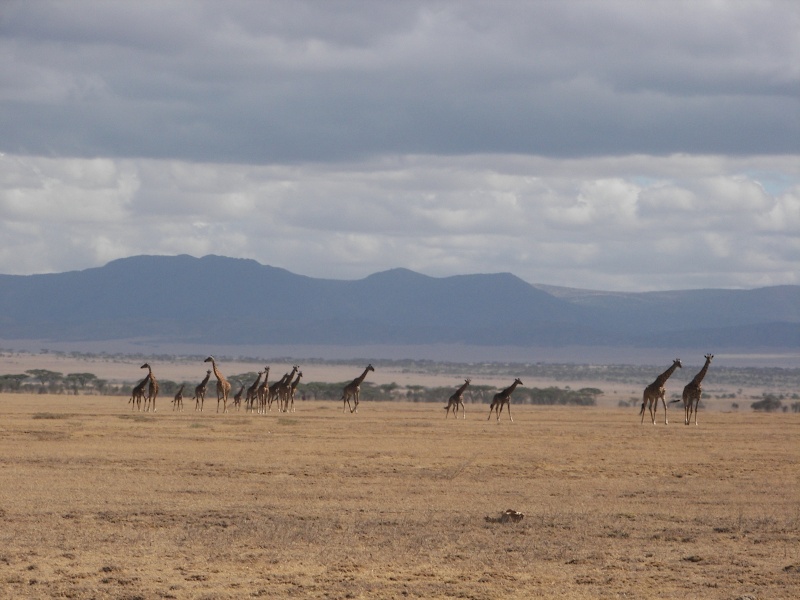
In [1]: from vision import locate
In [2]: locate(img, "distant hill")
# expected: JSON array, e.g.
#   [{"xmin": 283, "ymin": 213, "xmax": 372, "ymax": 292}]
[{"xmin": 0, "ymin": 254, "xmax": 797, "ymax": 350}]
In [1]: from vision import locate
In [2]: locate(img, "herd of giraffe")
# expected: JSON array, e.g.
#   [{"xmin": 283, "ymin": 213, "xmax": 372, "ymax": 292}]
[{"xmin": 129, "ymin": 354, "xmax": 714, "ymax": 425}]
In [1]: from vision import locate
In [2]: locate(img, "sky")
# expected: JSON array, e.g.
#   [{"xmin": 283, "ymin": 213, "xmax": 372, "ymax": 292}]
[{"xmin": 1, "ymin": 0, "xmax": 798, "ymax": 292}]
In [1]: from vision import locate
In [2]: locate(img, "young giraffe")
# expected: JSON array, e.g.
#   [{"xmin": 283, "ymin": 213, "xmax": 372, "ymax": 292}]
[
  {"xmin": 342, "ymin": 364, "xmax": 375, "ymax": 413},
  {"xmin": 204, "ymin": 356, "xmax": 232, "ymax": 413},
  {"xmin": 245, "ymin": 368, "xmax": 265, "ymax": 413},
  {"xmin": 141, "ymin": 363, "xmax": 159, "ymax": 413},
  {"xmin": 678, "ymin": 354, "xmax": 713, "ymax": 426},
  {"xmin": 285, "ymin": 370, "xmax": 303, "ymax": 413},
  {"xmin": 232, "ymin": 384, "xmax": 246, "ymax": 410},
  {"xmin": 640, "ymin": 358, "xmax": 682, "ymax": 425},
  {"xmin": 487, "ymin": 378, "xmax": 523, "ymax": 422},
  {"xmin": 444, "ymin": 378, "xmax": 471, "ymax": 419},
  {"xmin": 194, "ymin": 369, "xmax": 212, "ymax": 412},
  {"xmin": 129, "ymin": 374, "xmax": 149, "ymax": 411},
  {"xmin": 172, "ymin": 384, "xmax": 185, "ymax": 412}
]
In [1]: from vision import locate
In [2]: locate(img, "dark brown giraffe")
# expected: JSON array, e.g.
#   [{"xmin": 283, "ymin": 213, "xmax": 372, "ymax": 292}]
[
  {"xmin": 285, "ymin": 370, "xmax": 303, "ymax": 413},
  {"xmin": 256, "ymin": 367, "xmax": 271, "ymax": 414},
  {"xmin": 245, "ymin": 368, "xmax": 266, "ymax": 413},
  {"xmin": 194, "ymin": 369, "xmax": 212, "ymax": 412},
  {"xmin": 232, "ymin": 384, "xmax": 246, "ymax": 410},
  {"xmin": 488, "ymin": 378, "xmax": 523, "ymax": 422},
  {"xmin": 678, "ymin": 354, "xmax": 713, "ymax": 426},
  {"xmin": 640, "ymin": 358, "xmax": 682, "ymax": 424},
  {"xmin": 268, "ymin": 366, "xmax": 298, "ymax": 412},
  {"xmin": 129, "ymin": 374, "xmax": 149, "ymax": 411},
  {"xmin": 342, "ymin": 364, "xmax": 374, "ymax": 413},
  {"xmin": 445, "ymin": 378, "xmax": 471, "ymax": 419}
]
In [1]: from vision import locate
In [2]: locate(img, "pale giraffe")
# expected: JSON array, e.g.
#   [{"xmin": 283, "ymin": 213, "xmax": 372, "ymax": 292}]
[
  {"xmin": 194, "ymin": 369, "xmax": 212, "ymax": 412},
  {"xmin": 640, "ymin": 358, "xmax": 682, "ymax": 425},
  {"xmin": 141, "ymin": 363, "xmax": 159, "ymax": 413},
  {"xmin": 444, "ymin": 378, "xmax": 471, "ymax": 419},
  {"xmin": 488, "ymin": 378, "xmax": 523, "ymax": 422},
  {"xmin": 256, "ymin": 367, "xmax": 271, "ymax": 414},
  {"xmin": 342, "ymin": 364, "xmax": 374, "ymax": 413},
  {"xmin": 172, "ymin": 384, "xmax": 185, "ymax": 412},
  {"xmin": 204, "ymin": 356, "xmax": 232, "ymax": 413},
  {"xmin": 129, "ymin": 374, "xmax": 149, "ymax": 411},
  {"xmin": 677, "ymin": 354, "xmax": 713, "ymax": 426},
  {"xmin": 245, "ymin": 368, "xmax": 265, "ymax": 413},
  {"xmin": 285, "ymin": 370, "xmax": 303, "ymax": 413}
]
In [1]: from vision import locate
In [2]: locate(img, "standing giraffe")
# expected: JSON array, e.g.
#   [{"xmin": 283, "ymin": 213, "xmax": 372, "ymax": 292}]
[
  {"xmin": 204, "ymin": 356, "xmax": 232, "ymax": 413},
  {"xmin": 245, "ymin": 368, "xmax": 266, "ymax": 413},
  {"xmin": 172, "ymin": 384, "xmax": 185, "ymax": 412},
  {"xmin": 678, "ymin": 354, "xmax": 713, "ymax": 426},
  {"xmin": 194, "ymin": 369, "xmax": 212, "ymax": 412},
  {"xmin": 278, "ymin": 365, "xmax": 300, "ymax": 412},
  {"xmin": 640, "ymin": 358, "xmax": 682, "ymax": 425},
  {"xmin": 285, "ymin": 370, "xmax": 303, "ymax": 413},
  {"xmin": 256, "ymin": 367, "xmax": 271, "ymax": 414},
  {"xmin": 268, "ymin": 366, "xmax": 298, "ymax": 412},
  {"xmin": 342, "ymin": 364, "xmax": 374, "ymax": 413},
  {"xmin": 129, "ymin": 374, "xmax": 149, "ymax": 411},
  {"xmin": 488, "ymin": 378, "xmax": 523, "ymax": 422},
  {"xmin": 445, "ymin": 378, "xmax": 471, "ymax": 419},
  {"xmin": 141, "ymin": 363, "xmax": 159, "ymax": 413}
]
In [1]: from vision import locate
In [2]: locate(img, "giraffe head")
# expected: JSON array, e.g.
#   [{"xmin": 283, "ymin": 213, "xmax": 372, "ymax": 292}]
[
  {"xmin": 704, "ymin": 354, "xmax": 714, "ymax": 362},
  {"xmin": 140, "ymin": 363, "xmax": 151, "ymax": 370},
  {"xmin": 673, "ymin": 358, "xmax": 682, "ymax": 369},
  {"xmin": 367, "ymin": 364, "xmax": 375, "ymax": 372},
  {"xmin": 514, "ymin": 378, "xmax": 523, "ymax": 386},
  {"xmin": 465, "ymin": 378, "xmax": 471, "ymax": 385},
  {"xmin": 204, "ymin": 356, "xmax": 214, "ymax": 364}
]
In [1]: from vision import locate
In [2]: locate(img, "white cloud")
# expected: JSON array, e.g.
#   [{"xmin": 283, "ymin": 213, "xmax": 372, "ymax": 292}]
[{"xmin": 0, "ymin": 152, "xmax": 797, "ymax": 291}]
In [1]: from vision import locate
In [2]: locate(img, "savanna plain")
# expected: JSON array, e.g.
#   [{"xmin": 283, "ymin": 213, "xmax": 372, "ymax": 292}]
[{"xmin": 0, "ymin": 372, "xmax": 798, "ymax": 599}]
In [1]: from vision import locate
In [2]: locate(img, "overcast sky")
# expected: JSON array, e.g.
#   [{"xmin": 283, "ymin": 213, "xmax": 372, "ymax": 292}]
[{"xmin": 1, "ymin": 0, "xmax": 798, "ymax": 291}]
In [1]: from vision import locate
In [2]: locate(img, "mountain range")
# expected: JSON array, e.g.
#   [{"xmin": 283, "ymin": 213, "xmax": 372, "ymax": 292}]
[{"xmin": 0, "ymin": 254, "xmax": 797, "ymax": 350}]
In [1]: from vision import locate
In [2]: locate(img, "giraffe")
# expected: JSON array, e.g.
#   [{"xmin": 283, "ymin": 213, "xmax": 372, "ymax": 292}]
[
  {"xmin": 194, "ymin": 369, "xmax": 212, "ymax": 412},
  {"xmin": 268, "ymin": 366, "xmax": 298, "ymax": 412},
  {"xmin": 204, "ymin": 356, "xmax": 232, "ymax": 413},
  {"xmin": 342, "ymin": 364, "xmax": 374, "ymax": 413},
  {"xmin": 488, "ymin": 378, "xmax": 523, "ymax": 422},
  {"xmin": 640, "ymin": 358, "xmax": 682, "ymax": 425},
  {"xmin": 278, "ymin": 365, "xmax": 300, "ymax": 412},
  {"xmin": 678, "ymin": 354, "xmax": 713, "ymax": 426},
  {"xmin": 243, "ymin": 369, "xmax": 264, "ymax": 413},
  {"xmin": 129, "ymin": 374, "xmax": 149, "ymax": 411},
  {"xmin": 172, "ymin": 384, "xmax": 185, "ymax": 412},
  {"xmin": 444, "ymin": 378, "xmax": 471, "ymax": 419},
  {"xmin": 141, "ymin": 363, "xmax": 159, "ymax": 413},
  {"xmin": 256, "ymin": 367, "xmax": 271, "ymax": 414},
  {"xmin": 232, "ymin": 384, "xmax": 246, "ymax": 410},
  {"xmin": 285, "ymin": 370, "xmax": 303, "ymax": 413}
]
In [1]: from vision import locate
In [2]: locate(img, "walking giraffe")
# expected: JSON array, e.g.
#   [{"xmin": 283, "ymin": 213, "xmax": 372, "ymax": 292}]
[
  {"xmin": 194, "ymin": 369, "xmax": 212, "ymax": 412},
  {"xmin": 640, "ymin": 359, "xmax": 682, "ymax": 424},
  {"xmin": 342, "ymin": 364, "xmax": 374, "ymax": 413},
  {"xmin": 676, "ymin": 354, "xmax": 713, "ymax": 426},
  {"xmin": 488, "ymin": 378, "xmax": 523, "ymax": 422},
  {"xmin": 444, "ymin": 378, "xmax": 471, "ymax": 419},
  {"xmin": 172, "ymin": 384, "xmax": 185, "ymax": 412}
]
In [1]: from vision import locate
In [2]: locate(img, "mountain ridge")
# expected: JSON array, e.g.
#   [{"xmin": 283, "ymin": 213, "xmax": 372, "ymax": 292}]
[{"xmin": 0, "ymin": 254, "xmax": 797, "ymax": 350}]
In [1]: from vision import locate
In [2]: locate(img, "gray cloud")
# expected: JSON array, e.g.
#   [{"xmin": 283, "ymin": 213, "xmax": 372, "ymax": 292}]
[{"xmin": 1, "ymin": 1, "xmax": 798, "ymax": 162}]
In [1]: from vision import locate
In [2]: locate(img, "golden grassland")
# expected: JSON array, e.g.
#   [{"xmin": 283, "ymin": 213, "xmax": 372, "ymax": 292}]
[{"xmin": 0, "ymin": 393, "xmax": 798, "ymax": 599}]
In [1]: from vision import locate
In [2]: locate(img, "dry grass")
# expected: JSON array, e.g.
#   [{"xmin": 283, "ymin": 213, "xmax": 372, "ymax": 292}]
[{"xmin": 0, "ymin": 394, "xmax": 798, "ymax": 599}]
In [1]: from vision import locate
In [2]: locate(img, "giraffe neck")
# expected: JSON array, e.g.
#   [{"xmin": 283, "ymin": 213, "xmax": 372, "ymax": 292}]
[
  {"xmin": 691, "ymin": 359, "xmax": 711, "ymax": 386},
  {"xmin": 656, "ymin": 363, "xmax": 680, "ymax": 386},
  {"xmin": 504, "ymin": 381, "xmax": 520, "ymax": 396},
  {"xmin": 355, "ymin": 367, "xmax": 371, "ymax": 384},
  {"xmin": 210, "ymin": 361, "xmax": 225, "ymax": 381},
  {"xmin": 456, "ymin": 381, "xmax": 470, "ymax": 396}
]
